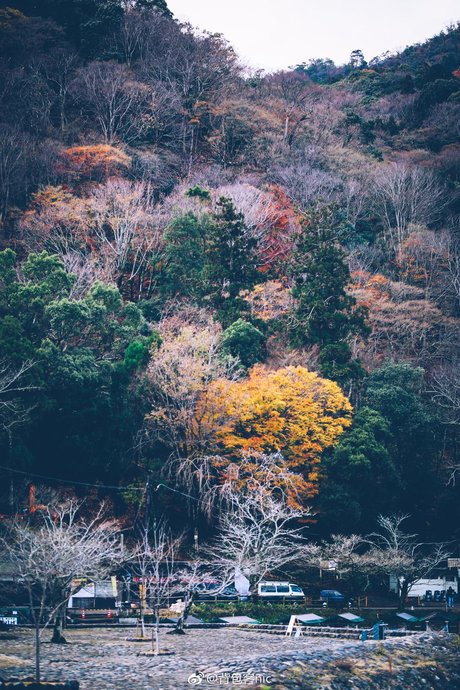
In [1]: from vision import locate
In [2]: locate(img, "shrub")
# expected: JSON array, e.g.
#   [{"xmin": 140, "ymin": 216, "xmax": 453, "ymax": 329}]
[{"xmin": 220, "ymin": 319, "xmax": 266, "ymax": 369}]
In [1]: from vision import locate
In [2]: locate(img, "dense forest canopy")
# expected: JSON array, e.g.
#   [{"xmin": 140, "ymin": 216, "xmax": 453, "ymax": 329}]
[{"xmin": 0, "ymin": 0, "xmax": 459, "ymax": 542}]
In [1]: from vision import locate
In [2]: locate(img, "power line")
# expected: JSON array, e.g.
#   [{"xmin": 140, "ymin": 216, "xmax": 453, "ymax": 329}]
[
  {"xmin": 0, "ymin": 464, "xmax": 145, "ymax": 492},
  {"xmin": 0, "ymin": 466, "xmax": 205, "ymax": 505},
  {"xmin": 155, "ymin": 482, "xmax": 200, "ymax": 503},
  {"xmin": 0, "ymin": 464, "xmax": 202, "ymax": 503}
]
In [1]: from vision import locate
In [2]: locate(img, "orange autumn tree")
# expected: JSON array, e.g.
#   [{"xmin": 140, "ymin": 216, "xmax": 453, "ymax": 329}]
[
  {"xmin": 59, "ymin": 145, "xmax": 131, "ymax": 182},
  {"xmin": 200, "ymin": 365, "xmax": 352, "ymax": 499}
]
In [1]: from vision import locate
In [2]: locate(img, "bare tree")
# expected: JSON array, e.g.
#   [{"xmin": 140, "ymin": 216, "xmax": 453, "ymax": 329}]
[
  {"xmin": 429, "ymin": 363, "xmax": 460, "ymax": 484},
  {"xmin": 350, "ymin": 271, "xmax": 448, "ymax": 370},
  {"xmin": 62, "ymin": 251, "xmax": 100, "ymax": 300},
  {"xmin": 397, "ymin": 226, "xmax": 450, "ymax": 300},
  {"xmin": 0, "ymin": 124, "xmax": 28, "ymax": 221},
  {"xmin": 145, "ymin": 312, "xmax": 238, "ymax": 463},
  {"xmin": 372, "ymin": 163, "xmax": 446, "ymax": 259},
  {"xmin": 272, "ymin": 157, "xmax": 343, "ymax": 210},
  {"xmin": 347, "ymin": 243, "xmax": 384, "ymax": 277},
  {"xmin": 343, "ymin": 176, "xmax": 370, "ymax": 229},
  {"xmin": 198, "ymin": 451, "xmax": 314, "ymax": 519},
  {"xmin": 85, "ymin": 178, "xmax": 162, "ymax": 293},
  {"xmin": 19, "ymin": 186, "xmax": 87, "ymax": 258},
  {"xmin": 1, "ymin": 502, "xmax": 121, "ymax": 681},
  {"xmin": 72, "ymin": 61, "xmax": 150, "ymax": 144},
  {"xmin": 204, "ymin": 490, "xmax": 312, "ymax": 592},
  {"xmin": 318, "ymin": 534, "xmax": 368, "ymax": 598},
  {"xmin": 21, "ymin": 179, "xmax": 161, "ymax": 299},
  {"xmin": 265, "ymin": 70, "xmax": 316, "ymax": 147},
  {"xmin": 444, "ymin": 232, "xmax": 460, "ymax": 311},
  {"xmin": 0, "ymin": 360, "xmax": 37, "ymax": 511},
  {"xmin": 364, "ymin": 514, "xmax": 450, "ymax": 609},
  {"xmin": 0, "ymin": 359, "xmax": 37, "ymax": 436},
  {"xmin": 130, "ymin": 521, "xmax": 181, "ymax": 653},
  {"xmin": 214, "ymin": 183, "xmax": 277, "ymax": 241},
  {"xmin": 320, "ymin": 534, "xmax": 365, "ymax": 576},
  {"xmin": 139, "ymin": 18, "xmax": 239, "ymax": 165},
  {"xmin": 166, "ymin": 558, "xmax": 225, "ymax": 635},
  {"xmin": 430, "ymin": 364, "xmax": 460, "ymax": 427},
  {"xmin": 120, "ymin": 9, "xmax": 150, "ymax": 67},
  {"xmin": 39, "ymin": 49, "xmax": 79, "ymax": 135}
]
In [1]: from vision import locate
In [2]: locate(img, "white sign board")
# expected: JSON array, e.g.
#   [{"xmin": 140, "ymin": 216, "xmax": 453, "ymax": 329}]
[{"xmin": 0, "ymin": 616, "xmax": 17, "ymax": 626}]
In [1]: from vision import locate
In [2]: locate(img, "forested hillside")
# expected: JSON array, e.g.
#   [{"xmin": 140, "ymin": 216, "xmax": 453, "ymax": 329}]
[{"xmin": 0, "ymin": 0, "xmax": 459, "ymax": 541}]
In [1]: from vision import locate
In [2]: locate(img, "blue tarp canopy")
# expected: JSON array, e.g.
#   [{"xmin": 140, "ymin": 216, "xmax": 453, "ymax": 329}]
[
  {"xmin": 396, "ymin": 612, "xmax": 419, "ymax": 623},
  {"xmin": 296, "ymin": 613, "xmax": 326, "ymax": 624},
  {"xmin": 219, "ymin": 615, "xmax": 259, "ymax": 624},
  {"xmin": 337, "ymin": 612, "xmax": 365, "ymax": 624}
]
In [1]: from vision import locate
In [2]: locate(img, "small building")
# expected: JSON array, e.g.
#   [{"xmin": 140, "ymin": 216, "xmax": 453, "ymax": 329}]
[
  {"xmin": 68, "ymin": 580, "xmax": 118, "ymax": 609},
  {"xmin": 389, "ymin": 560, "xmax": 459, "ymax": 600},
  {"xmin": 389, "ymin": 576, "xmax": 458, "ymax": 598}
]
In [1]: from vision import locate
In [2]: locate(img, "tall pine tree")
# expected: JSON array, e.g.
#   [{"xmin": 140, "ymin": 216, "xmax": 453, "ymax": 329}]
[
  {"xmin": 290, "ymin": 207, "xmax": 368, "ymax": 384},
  {"xmin": 203, "ymin": 197, "xmax": 259, "ymax": 326}
]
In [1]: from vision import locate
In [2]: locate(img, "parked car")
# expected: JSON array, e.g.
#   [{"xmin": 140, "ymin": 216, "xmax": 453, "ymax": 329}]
[
  {"xmin": 194, "ymin": 582, "xmax": 239, "ymax": 600},
  {"xmin": 257, "ymin": 581, "xmax": 305, "ymax": 599},
  {"xmin": 219, "ymin": 585, "xmax": 240, "ymax": 600},
  {"xmin": 320, "ymin": 589, "xmax": 345, "ymax": 606}
]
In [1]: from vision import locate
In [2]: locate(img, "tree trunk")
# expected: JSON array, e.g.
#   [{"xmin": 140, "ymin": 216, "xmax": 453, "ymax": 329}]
[
  {"xmin": 399, "ymin": 579, "xmax": 410, "ymax": 610},
  {"xmin": 35, "ymin": 622, "xmax": 41, "ymax": 682},
  {"xmin": 249, "ymin": 574, "xmax": 259, "ymax": 601},
  {"xmin": 139, "ymin": 603, "xmax": 146, "ymax": 639},
  {"xmin": 168, "ymin": 592, "xmax": 194, "ymax": 635},
  {"xmin": 139, "ymin": 578, "xmax": 147, "ymax": 638},
  {"xmin": 284, "ymin": 115, "xmax": 289, "ymax": 142},
  {"xmin": 51, "ymin": 603, "xmax": 67, "ymax": 644},
  {"xmin": 153, "ymin": 608, "xmax": 160, "ymax": 655}
]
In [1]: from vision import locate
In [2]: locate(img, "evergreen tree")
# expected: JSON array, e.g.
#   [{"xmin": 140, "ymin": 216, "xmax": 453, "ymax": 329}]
[
  {"xmin": 162, "ymin": 212, "xmax": 207, "ymax": 299},
  {"xmin": 135, "ymin": 0, "xmax": 172, "ymax": 16},
  {"xmin": 1, "ymin": 0, "xmax": 125, "ymax": 57},
  {"xmin": 220, "ymin": 318, "xmax": 266, "ymax": 370},
  {"xmin": 0, "ymin": 250, "xmax": 150, "ymax": 501},
  {"xmin": 318, "ymin": 362, "xmax": 443, "ymax": 535},
  {"xmin": 203, "ymin": 197, "xmax": 259, "ymax": 326},
  {"xmin": 365, "ymin": 362, "xmax": 440, "ymax": 499},
  {"xmin": 319, "ymin": 406, "xmax": 399, "ymax": 533},
  {"xmin": 290, "ymin": 207, "xmax": 368, "ymax": 384}
]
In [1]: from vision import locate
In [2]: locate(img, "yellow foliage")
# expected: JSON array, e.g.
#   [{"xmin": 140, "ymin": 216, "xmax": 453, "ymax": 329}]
[{"xmin": 200, "ymin": 365, "xmax": 352, "ymax": 497}]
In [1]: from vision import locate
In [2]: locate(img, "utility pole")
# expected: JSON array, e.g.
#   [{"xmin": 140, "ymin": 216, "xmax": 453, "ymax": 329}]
[{"xmin": 145, "ymin": 472, "xmax": 153, "ymax": 528}]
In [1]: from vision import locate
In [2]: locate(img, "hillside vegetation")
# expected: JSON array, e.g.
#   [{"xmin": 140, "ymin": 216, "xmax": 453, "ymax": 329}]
[{"xmin": 0, "ymin": 0, "xmax": 459, "ymax": 541}]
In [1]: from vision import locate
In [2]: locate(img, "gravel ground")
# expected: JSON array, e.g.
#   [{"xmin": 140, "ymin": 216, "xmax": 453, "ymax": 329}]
[
  {"xmin": 0, "ymin": 628, "xmax": 459, "ymax": 689},
  {"xmin": 253, "ymin": 633, "xmax": 460, "ymax": 690}
]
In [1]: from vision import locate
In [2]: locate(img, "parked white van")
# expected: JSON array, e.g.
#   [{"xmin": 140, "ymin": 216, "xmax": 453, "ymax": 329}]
[{"xmin": 257, "ymin": 581, "xmax": 304, "ymax": 598}]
